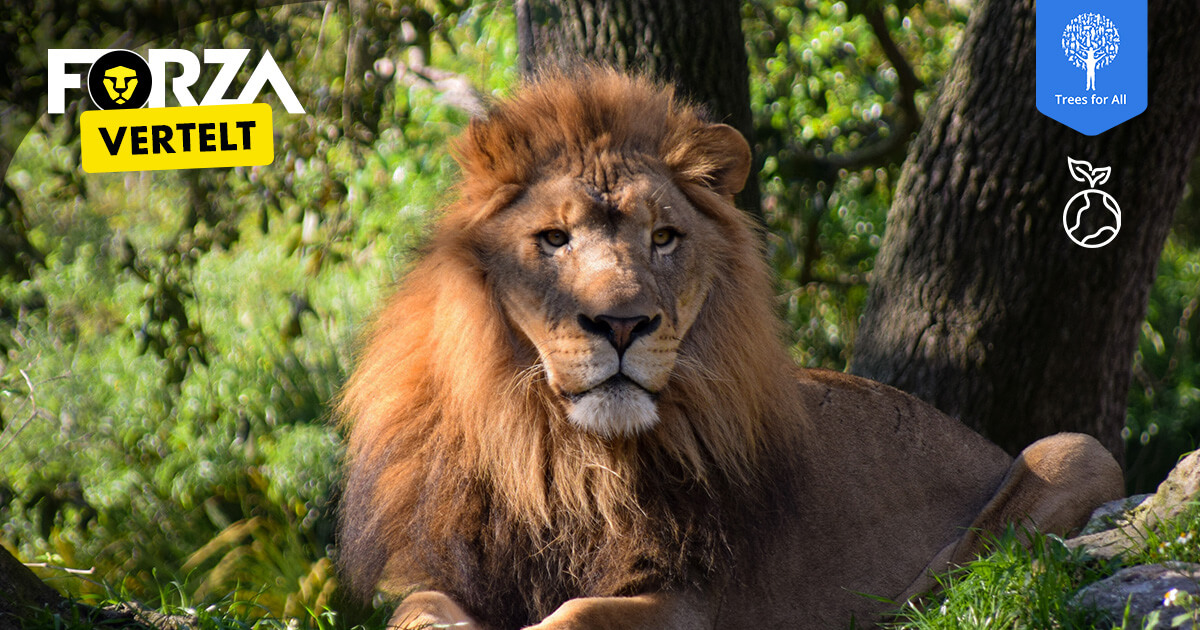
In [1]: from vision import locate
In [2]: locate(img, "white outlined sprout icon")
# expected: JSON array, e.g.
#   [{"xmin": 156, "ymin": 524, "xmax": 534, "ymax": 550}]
[{"xmin": 1062, "ymin": 13, "xmax": 1119, "ymax": 91}]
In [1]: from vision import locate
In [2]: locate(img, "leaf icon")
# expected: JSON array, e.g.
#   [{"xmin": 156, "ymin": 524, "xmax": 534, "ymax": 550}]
[
  {"xmin": 1091, "ymin": 166, "xmax": 1111, "ymax": 187},
  {"xmin": 1068, "ymin": 157, "xmax": 1094, "ymax": 184}
]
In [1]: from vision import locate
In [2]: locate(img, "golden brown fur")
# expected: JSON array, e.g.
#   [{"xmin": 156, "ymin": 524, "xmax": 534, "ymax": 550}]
[
  {"xmin": 337, "ymin": 68, "xmax": 1124, "ymax": 629},
  {"xmin": 338, "ymin": 69, "xmax": 798, "ymax": 627}
]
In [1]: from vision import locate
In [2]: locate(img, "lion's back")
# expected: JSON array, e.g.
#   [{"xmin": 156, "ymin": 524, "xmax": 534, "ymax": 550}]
[{"xmin": 716, "ymin": 369, "xmax": 1013, "ymax": 627}]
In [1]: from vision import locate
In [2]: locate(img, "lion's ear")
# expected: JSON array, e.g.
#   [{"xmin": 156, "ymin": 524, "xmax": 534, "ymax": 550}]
[{"xmin": 667, "ymin": 123, "xmax": 752, "ymax": 197}]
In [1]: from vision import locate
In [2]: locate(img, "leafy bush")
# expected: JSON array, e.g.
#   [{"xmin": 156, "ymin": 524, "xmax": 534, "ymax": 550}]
[{"xmin": 1, "ymin": 2, "xmax": 514, "ymax": 622}]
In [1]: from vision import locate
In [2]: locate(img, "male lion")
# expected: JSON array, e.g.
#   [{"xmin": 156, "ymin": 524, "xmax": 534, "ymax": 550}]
[{"xmin": 337, "ymin": 69, "xmax": 1123, "ymax": 629}]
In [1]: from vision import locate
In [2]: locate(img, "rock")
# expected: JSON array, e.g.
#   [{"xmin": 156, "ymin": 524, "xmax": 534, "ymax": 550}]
[
  {"xmin": 105, "ymin": 602, "xmax": 199, "ymax": 630},
  {"xmin": 1068, "ymin": 451, "xmax": 1200, "ymax": 561},
  {"xmin": 1068, "ymin": 525, "xmax": 1147, "ymax": 561},
  {"xmin": 1072, "ymin": 563, "xmax": 1200, "ymax": 629},
  {"xmin": 1078, "ymin": 494, "xmax": 1153, "ymax": 536},
  {"xmin": 1140, "ymin": 451, "xmax": 1200, "ymax": 529}
]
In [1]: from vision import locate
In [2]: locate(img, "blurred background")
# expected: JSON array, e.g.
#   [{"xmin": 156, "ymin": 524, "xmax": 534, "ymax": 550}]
[{"xmin": 1, "ymin": 0, "xmax": 1198, "ymax": 625}]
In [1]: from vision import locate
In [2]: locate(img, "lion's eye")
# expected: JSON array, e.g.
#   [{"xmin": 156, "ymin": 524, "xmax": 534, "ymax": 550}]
[
  {"xmin": 539, "ymin": 229, "xmax": 570, "ymax": 250},
  {"xmin": 652, "ymin": 228, "xmax": 679, "ymax": 249}
]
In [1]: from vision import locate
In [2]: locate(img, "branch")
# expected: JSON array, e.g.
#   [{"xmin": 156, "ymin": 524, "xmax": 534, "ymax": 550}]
[
  {"xmin": 394, "ymin": 52, "xmax": 485, "ymax": 116},
  {"xmin": 775, "ymin": 275, "xmax": 869, "ymax": 302},
  {"xmin": 862, "ymin": 4, "xmax": 923, "ymax": 130},
  {"xmin": 22, "ymin": 563, "xmax": 95, "ymax": 576},
  {"xmin": 0, "ymin": 545, "xmax": 68, "ymax": 626},
  {"xmin": 515, "ymin": 0, "xmax": 536, "ymax": 77},
  {"xmin": 0, "ymin": 370, "xmax": 40, "ymax": 454},
  {"xmin": 764, "ymin": 5, "xmax": 924, "ymax": 182},
  {"xmin": 773, "ymin": 119, "xmax": 913, "ymax": 182},
  {"xmin": 799, "ymin": 190, "xmax": 826, "ymax": 285}
]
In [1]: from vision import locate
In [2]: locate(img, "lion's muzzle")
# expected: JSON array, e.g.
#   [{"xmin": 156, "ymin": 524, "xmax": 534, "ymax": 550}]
[
  {"xmin": 563, "ymin": 376, "xmax": 659, "ymax": 437},
  {"xmin": 556, "ymin": 309, "xmax": 672, "ymax": 437},
  {"xmin": 577, "ymin": 313, "xmax": 662, "ymax": 356}
]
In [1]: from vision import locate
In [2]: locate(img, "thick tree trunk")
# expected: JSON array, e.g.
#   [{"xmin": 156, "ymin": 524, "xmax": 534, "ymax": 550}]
[
  {"xmin": 0, "ymin": 545, "xmax": 66, "ymax": 630},
  {"xmin": 850, "ymin": 0, "xmax": 1200, "ymax": 462},
  {"xmin": 515, "ymin": 0, "xmax": 761, "ymax": 217}
]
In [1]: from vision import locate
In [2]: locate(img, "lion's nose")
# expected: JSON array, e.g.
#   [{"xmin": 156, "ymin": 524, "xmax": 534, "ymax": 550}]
[{"xmin": 579, "ymin": 313, "xmax": 661, "ymax": 355}]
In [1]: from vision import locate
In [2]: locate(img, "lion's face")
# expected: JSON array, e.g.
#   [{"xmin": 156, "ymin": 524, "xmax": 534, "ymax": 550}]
[{"xmin": 481, "ymin": 170, "xmax": 722, "ymax": 437}]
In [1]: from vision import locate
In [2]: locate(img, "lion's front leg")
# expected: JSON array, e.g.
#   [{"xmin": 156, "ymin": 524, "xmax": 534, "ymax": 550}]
[
  {"xmin": 389, "ymin": 591, "xmax": 481, "ymax": 630},
  {"xmin": 524, "ymin": 592, "xmax": 712, "ymax": 630},
  {"xmin": 901, "ymin": 432, "xmax": 1123, "ymax": 600}
]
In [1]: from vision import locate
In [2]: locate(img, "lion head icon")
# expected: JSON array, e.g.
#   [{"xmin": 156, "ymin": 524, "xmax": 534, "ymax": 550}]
[{"xmin": 102, "ymin": 66, "xmax": 138, "ymax": 104}]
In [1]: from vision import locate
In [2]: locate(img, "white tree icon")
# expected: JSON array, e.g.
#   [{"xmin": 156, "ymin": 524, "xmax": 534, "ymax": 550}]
[{"xmin": 1061, "ymin": 13, "xmax": 1119, "ymax": 91}]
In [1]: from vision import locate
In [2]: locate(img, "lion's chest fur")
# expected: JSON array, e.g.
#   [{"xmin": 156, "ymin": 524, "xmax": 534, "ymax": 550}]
[{"xmin": 412, "ymin": 445, "xmax": 788, "ymax": 629}]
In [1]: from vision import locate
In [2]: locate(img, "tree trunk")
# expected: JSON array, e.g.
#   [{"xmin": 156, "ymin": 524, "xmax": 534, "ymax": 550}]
[
  {"xmin": 850, "ymin": 0, "xmax": 1200, "ymax": 463},
  {"xmin": 0, "ymin": 545, "xmax": 66, "ymax": 630},
  {"xmin": 514, "ymin": 0, "xmax": 761, "ymax": 217}
]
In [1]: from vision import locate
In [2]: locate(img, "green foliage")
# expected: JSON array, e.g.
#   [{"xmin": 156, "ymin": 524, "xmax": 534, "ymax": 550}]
[
  {"xmin": 1, "ymin": 1, "xmax": 514, "ymax": 623},
  {"xmin": 1118, "ymin": 504, "xmax": 1200, "ymax": 569},
  {"xmin": 16, "ymin": 578, "xmax": 390, "ymax": 630},
  {"xmin": 889, "ymin": 529, "xmax": 1111, "ymax": 629},
  {"xmin": 889, "ymin": 535, "xmax": 1083, "ymax": 629},
  {"xmin": 1126, "ymin": 232, "xmax": 1200, "ymax": 493},
  {"xmin": 743, "ymin": 0, "xmax": 967, "ymax": 367}
]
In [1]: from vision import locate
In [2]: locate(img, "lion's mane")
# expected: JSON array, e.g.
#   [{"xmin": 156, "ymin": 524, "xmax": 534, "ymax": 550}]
[{"xmin": 337, "ymin": 69, "xmax": 800, "ymax": 628}]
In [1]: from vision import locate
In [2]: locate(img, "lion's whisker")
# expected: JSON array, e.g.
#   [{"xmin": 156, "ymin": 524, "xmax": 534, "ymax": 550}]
[
  {"xmin": 583, "ymin": 462, "xmax": 624, "ymax": 479},
  {"xmin": 673, "ymin": 354, "xmax": 733, "ymax": 384},
  {"xmin": 504, "ymin": 362, "xmax": 548, "ymax": 400}
]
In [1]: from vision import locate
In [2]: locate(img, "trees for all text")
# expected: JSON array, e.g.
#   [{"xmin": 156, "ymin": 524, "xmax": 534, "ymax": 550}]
[{"xmin": 851, "ymin": 0, "xmax": 1200, "ymax": 464}]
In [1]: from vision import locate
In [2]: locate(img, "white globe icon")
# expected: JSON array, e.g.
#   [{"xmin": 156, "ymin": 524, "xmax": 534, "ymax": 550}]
[{"xmin": 1063, "ymin": 188, "xmax": 1121, "ymax": 248}]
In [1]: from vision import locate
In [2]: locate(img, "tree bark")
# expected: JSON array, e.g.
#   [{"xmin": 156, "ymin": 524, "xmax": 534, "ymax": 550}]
[
  {"xmin": 0, "ymin": 545, "xmax": 66, "ymax": 630},
  {"xmin": 515, "ymin": 0, "xmax": 761, "ymax": 217},
  {"xmin": 850, "ymin": 0, "xmax": 1200, "ymax": 463}
]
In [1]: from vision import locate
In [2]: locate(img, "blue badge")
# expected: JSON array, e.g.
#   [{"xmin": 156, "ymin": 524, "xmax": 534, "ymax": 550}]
[{"xmin": 1036, "ymin": 0, "xmax": 1147, "ymax": 136}]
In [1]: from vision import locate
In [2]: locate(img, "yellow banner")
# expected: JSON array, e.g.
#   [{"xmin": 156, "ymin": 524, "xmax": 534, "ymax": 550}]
[{"xmin": 81, "ymin": 103, "xmax": 274, "ymax": 173}]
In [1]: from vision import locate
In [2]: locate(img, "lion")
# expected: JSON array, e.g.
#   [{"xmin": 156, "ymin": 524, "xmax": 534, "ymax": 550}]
[{"xmin": 336, "ymin": 68, "xmax": 1123, "ymax": 629}]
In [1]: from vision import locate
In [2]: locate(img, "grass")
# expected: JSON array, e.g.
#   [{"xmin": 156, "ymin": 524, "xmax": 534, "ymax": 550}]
[
  {"xmin": 17, "ymin": 574, "xmax": 390, "ymax": 630},
  {"xmin": 28, "ymin": 509, "xmax": 1200, "ymax": 630},
  {"xmin": 889, "ymin": 529, "xmax": 1113, "ymax": 629},
  {"xmin": 890, "ymin": 504, "xmax": 1200, "ymax": 630}
]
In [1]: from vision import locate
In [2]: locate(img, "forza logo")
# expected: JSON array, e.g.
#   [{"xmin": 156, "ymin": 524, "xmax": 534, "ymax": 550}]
[{"xmin": 49, "ymin": 47, "xmax": 297, "ymax": 173}]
